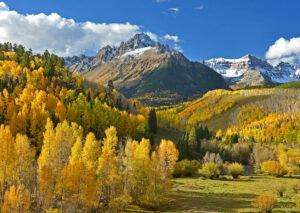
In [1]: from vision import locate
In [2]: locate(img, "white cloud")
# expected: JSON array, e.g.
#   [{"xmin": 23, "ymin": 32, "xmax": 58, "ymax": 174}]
[
  {"xmin": 169, "ymin": 8, "xmax": 179, "ymax": 14},
  {"xmin": 0, "ymin": 1, "xmax": 142, "ymax": 56},
  {"xmin": 0, "ymin": 2, "xmax": 8, "ymax": 10},
  {"xmin": 174, "ymin": 43, "xmax": 183, "ymax": 52},
  {"xmin": 163, "ymin": 34, "xmax": 179, "ymax": 43},
  {"xmin": 265, "ymin": 37, "xmax": 300, "ymax": 65},
  {"xmin": 145, "ymin": 32, "xmax": 158, "ymax": 42},
  {"xmin": 195, "ymin": 6, "xmax": 204, "ymax": 10},
  {"xmin": 163, "ymin": 34, "xmax": 183, "ymax": 52}
]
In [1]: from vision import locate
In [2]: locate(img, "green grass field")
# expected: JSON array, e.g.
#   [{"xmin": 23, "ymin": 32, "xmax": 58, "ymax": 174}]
[{"xmin": 127, "ymin": 176, "xmax": 300, "ymax": 213}]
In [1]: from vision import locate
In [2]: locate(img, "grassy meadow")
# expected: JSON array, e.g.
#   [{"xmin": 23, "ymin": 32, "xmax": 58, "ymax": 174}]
[{"xmin": 127, "ymin": 176, "xmax": 300, "ymax": 213}]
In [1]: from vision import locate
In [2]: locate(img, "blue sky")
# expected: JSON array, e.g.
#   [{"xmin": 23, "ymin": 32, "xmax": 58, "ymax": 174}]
[{"xmin": 1, "ymin": 0, "xmax": 300, "ymax": 63}]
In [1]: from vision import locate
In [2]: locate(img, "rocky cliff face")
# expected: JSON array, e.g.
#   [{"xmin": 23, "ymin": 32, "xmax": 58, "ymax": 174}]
[
  {"xmin": 205, "ymin": 55, "xmax": 300, "ymax": 89},
  {"xmin": 65, "ymin": 33, "xmax": 158, "ymax": 73},
  {"xmin": 65, "ymin": 33, "xmax": 228, "ymax": 105}
]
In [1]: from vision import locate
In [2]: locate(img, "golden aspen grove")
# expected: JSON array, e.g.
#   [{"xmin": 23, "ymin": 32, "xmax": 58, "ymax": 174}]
[
  {"xmin": 1, "ymin": 41, "xmax": 300, "ymax": 212},
  {"xmin": 0, "ymin": 44, "xmax": 179, "ymax": 212}
]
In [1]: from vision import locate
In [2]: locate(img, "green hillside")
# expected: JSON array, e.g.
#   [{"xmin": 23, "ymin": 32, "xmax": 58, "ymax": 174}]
[{"xmin": 276, "ymin": 81, "xmax": 300, "ymax": 89}]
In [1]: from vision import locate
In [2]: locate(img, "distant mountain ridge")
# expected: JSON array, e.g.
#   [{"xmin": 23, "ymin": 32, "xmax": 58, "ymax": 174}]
[
  {"xmin": 205, "ymin": 55, "xmax": 300, "ymax": 89},
  {"xmin": 65, "ymin": 33, "xmax": 171, "ymax": 73},
  {"xmin": 65, "ymin": 33, "xmax": 229, "ymax": 106}
]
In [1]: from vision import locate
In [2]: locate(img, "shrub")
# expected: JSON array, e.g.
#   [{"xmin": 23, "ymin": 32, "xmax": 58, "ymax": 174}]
[
  {"xmin": 199, "ymin": 162, "xmax": 220, "ymax": 179},
  {"xmin": 253, "ymin": 194, "xmax": 277, "ymax": 213},
  {"xmin": 292, "ymin": 181, "xmax": 300, "ymax": 193},
  {"xmin": 228, "ymin": 163, "xmax": 244, "ymax": 179},
  {"xmin": 201, "ymin": 140, "xmax": 220, "ymax": 154},
  {"xmin": 260, "ymin": 161, "xmax": 287, "ymax": 177},
  {"xmin": 274, "ymin": 183, "xmax": 286, "ymax": 197},
  {"xmin": 231, "ymin": 143, "xmax": 251, "ymax": 164},
  {"xmin": 173, "ymin": 159, "xmax": 201, "ymax": 178},
  {"xmin": 202, "ymin": 152, "xmax": 223, "ymax": 165},
  {"xmin": 250, "ymin": 145, "xmax": 276, "ymax": 173}
]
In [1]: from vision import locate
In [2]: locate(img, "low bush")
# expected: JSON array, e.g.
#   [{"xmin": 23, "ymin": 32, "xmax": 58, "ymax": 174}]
[
  {"xmin": 253, "ymin": 194, "xmax": 277, "ymax": 213},
  {"xmin": 173, "ymin": 159, "xmax": 201, "ymax": 178},
  {"xmin": 292, "ymin": 181, "xmax": 300, "ymax": 193},
  {"xmin": 231, "ymin": 143, "xmax": 251, "ymax": 164},
  {"xmin": 274, "ymin": 183, "xmax": 286, "ymax": 197},
  {"xmin": 260, "ymin": 161, "xmax": 287, "ymax": 177},
  {"xmin": 227, "ymin": 163, "xmax": 244, "ymax": 179},
  {"xmin": 199, "ymin": 162, "xmax": 220, "ymax": 179}
]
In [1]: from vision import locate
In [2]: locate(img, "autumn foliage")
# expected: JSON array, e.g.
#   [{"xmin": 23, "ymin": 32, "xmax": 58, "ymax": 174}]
[{"xmin": 0, "ymin": 44, "xmax": 179, "ymax": 212}]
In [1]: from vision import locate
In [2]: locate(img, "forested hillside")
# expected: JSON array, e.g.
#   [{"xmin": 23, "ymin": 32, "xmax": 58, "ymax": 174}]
[
  {"xmin": 0, "ymin": 42, "xmax": 179, "ymax": 212},
  {"xmin": 1, "ymin": 41, "xmax": 300, "ymax": 212}
]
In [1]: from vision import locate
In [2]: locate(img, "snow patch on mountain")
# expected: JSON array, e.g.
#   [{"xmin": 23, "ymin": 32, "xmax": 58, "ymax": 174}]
[
  {"xmin": 205, "ymin": 55, "xmax": 300, "ymax": 86},
  {"xmin": 121, "ymin": 47, "xmax": 153, "ymax": 58}
]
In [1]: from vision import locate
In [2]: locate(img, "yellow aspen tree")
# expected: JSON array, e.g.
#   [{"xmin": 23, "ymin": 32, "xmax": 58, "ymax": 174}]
[
  {"xmin": 123, "ymin": 138, "xmax": 138, "ymax": 193},
  {"xmin": 38, "ymin": 118, "xmax": 56, "ymax": 172},
  {"xmin": 69, "ymin": 137, "xmax": 83, "ymax": 164},
  {"xmin": 130, "ymin": 138, "xmax": 151, "ymax": 203},
  {"xmin": 14, "ymin": 134, "xmax": 35, "ymax": 190},
  {"xmin": 37, "ymin": 165, "xmax": 55, "ymax": 210},
  {"xmin": 52, "ymin": 120, "xmax": 75, "ymax": 176},
  {"xmin": 29, "ymin": 101, "xmax": 49, "ymax": 150},
  {"xmin": 142, "ymin": 150, "xmax": 168, "ymax": 209},
  {"xmin": 2, "ymin": 185, "xmax": 31, "ymax": 213},
  {"xmin": 140, "ymin": 140, "xmax": 178, "ymax": 209},
  {"xmin": 55, "ymin": 102, "xmax": 66, "ymax": 122},
  {"xmin": 97, "ymin": 126, "xmax": 124, "ymax": 211},
  {"xmin": 156, "ymin": 139, "xmax": 179, "ymax": 178},
  {"xmin": 82, "ymin": 132, "xmax": 101, "ymax": 170},
  {"xmin": 70, "ymin": 122, "xmax": 83, "ymax": 142},
  {"xmin": 0, "ymin": 125, "xmax": 16, "ymax": 198},
  {"xmin": 56, "ymin": 160, "xmax": 97, "ymax": 211}
]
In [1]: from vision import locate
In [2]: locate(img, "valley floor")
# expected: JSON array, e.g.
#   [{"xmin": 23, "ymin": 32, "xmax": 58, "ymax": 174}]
[{"xmin": 127, "ymin": 176, "xmax": 300, "ymax": 213}]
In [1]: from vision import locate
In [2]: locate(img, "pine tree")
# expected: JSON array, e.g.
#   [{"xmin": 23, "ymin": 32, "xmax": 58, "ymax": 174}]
[
  {"xmin": 204, "ymin": 125, "xmax": 210, "ymax": 139},
  {"xmin": 108, "ymin": 80, "xmax": 114, "ymax": 96},
  {"xmin": 148, "ymin": 108, "xmax": 157, "ymax": 134},
  {"xmin": 177, "ymin": 133, "xmax": 189, "ymax": 160}
]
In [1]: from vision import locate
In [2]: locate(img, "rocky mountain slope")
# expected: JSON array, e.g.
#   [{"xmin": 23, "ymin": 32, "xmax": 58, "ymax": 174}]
[
  {"xmin": 205, "ymin": 55, "xmax": 300, "ymax": 89},
  {"xmin": 65, "ymin": 33, "xmax": 228, "ymax": 106}
]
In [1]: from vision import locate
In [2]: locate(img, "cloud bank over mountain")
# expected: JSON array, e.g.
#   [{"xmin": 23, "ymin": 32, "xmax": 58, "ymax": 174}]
[
  {"xmin": 266, "ymin": 37, "xmax": 300, "ymax": 65},
  {"xmin": 0, "ymin": 2, "xmax": 179, "ymax": 56}
]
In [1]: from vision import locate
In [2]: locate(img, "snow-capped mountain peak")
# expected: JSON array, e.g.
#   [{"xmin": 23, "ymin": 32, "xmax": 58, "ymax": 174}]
[
  {"xmin": 65, "ymin": 33, "xmax": 177, "ymax": 73},
  {"xmin": 205, "ymin": 55, "xmax": 300, "ymax": 88}
]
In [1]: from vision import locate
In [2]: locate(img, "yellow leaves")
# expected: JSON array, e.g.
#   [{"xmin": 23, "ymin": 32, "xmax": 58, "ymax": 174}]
[
  {"xmin": 0, "ymin": 125, "xmax": 16, "ymax": 185},
  {"xmin": 278, "ymin": 148, "xmax": 300, "ymax": 175},
  {"xmin": 57, "ymin": 160, "xmax": 97, "ymax": 209},
  {"xmin": 0, "ymin": 60, "xmax": 21, "ymax": 78},
  {"xmin": 69, "ymin": 137, "xmax": 83, "ymax": 164},
  {"xmin": 2, "ymin": 51, "xmax": 16, "ymax": 59},
  {"xmin": 260, "ymin": 160, "xmax": 287, "ymax": 177},
  {"xmin": 2, "ymin": 185, "xmax": 31, "ymax": 213},
  {"xmin": 14, "ymin": 134, "xmax": 35, "ymax": 187},
  {"xmin": 216, "ymin": 129, "xmax": 223, "ymax": 138},
  {"xmin": 82, "ymin": 132, "xmax": 101, "ymax": 170},
  {"xmin": 238, "ymin": 105, "xmax": 266, "ymax": 126},
  {"xmin": 155, "ymin": 139, "xmax": 179, "ymax": 177},
  {"xmin": 38, "ymin": 165, "xmax": 55, "ymax": 208},
  {"xmin": 38, "ymin": 118, "xmax": 55, "ymax": 171},
  {"xmin": 55, "ymin": 102, "xmax": 66, "ymax": 122},
  {"xmin": 103, "ymin": 126, "xmax": 118, "ymax": 149},
  {"xmin": 235, "ymin": 112, "xmax": 300, "ymax": 144}
]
